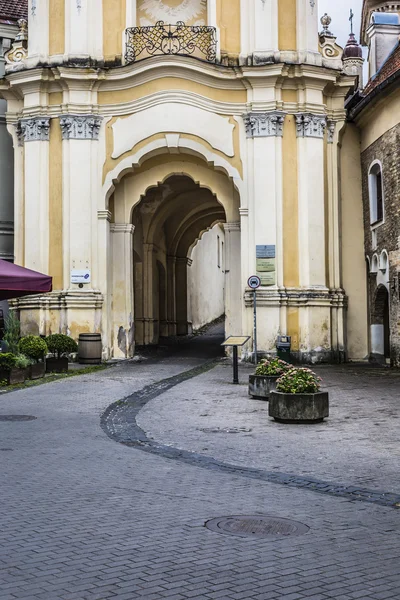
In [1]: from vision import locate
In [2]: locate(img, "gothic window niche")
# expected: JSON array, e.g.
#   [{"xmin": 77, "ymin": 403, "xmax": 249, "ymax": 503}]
[{"xmin": 368, "ymin": 161, "xmax": 385, "ymax": 226}]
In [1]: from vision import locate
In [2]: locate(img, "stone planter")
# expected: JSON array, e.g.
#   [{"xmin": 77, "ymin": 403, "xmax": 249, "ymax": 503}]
[
  {"xmin": 29, "ymin": 362, "xmax": 46, "ymax": 380},
  {"xmin": 269, "ymin": 391, "xmax": 329, "ymax": 424},
  {"xmin": 249, "ymin": 375, "xmax": 280, "ymax": 400},
  {"xmin": 46, "ymin": 357, "xmax": 69, "ymax": 373},
  {"xmin": 0, "ymin": 368, "xmax": 27, "ymax": 385}
]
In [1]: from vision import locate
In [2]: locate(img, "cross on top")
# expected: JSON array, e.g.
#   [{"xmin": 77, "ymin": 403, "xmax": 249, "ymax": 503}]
[{"xmin": 349, "ymin": 8, "xmax": 354, "ymax": 34}]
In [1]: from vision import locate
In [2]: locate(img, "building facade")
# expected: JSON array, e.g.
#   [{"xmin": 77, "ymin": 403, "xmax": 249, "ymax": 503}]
[{"xmin": 0, "ymin": 0, "xmax": 372, "ymax": 362}]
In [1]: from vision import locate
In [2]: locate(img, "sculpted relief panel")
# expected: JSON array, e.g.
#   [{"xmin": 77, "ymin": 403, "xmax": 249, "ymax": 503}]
[{"xmin": 138, "ymin": 0, "xmax": 207, "ymax": 26}]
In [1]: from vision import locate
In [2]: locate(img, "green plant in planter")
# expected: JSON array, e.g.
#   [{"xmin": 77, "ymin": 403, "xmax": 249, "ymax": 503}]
[
  {"xmin": 46, "ymin": 334, "xmax": 78, "ymax": 358},
  {"xmin": 3, "ymin": 312, "xmax": 20, "ymax": 355},
  {"xmin": 0, "ymin": 352, "xmax": 17, "ymax": 371},
  {"xmin": 276, "ymin": 368, "xmax": 322, "ymax": 394},
  {"xmin": 14, "ymin": 354, "xmax": 32, "ymax": 369},
  {"xmin": 255, "ymin": 357, "xmax": 291, "ymax": 377},
  {"xmin": 19, "ymin": 336, "xmax": 48, "ymax": 362}
]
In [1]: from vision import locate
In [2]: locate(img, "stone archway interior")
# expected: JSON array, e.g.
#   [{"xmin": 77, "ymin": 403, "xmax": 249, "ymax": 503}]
[
  {"xmin": 371, "ymin": 284, "xmax": 390, "ymax": 358},
  {"xmin": 132, "ymin": 175, "xmax": 226, "ymax": 345}
]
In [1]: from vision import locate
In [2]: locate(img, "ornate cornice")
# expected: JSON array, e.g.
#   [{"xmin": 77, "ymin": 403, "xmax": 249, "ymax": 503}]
[
  {"xmin": 243, "ymin": 111, "xmax": 286, "ymax": 138},
  {"xmin": 16, "ymin": 117, "xmax": 50, "ymax": 143},
  {"xmin": 59, "ymin": 115, "xmax": 103, "ymax": 140},
  {"xmin": 295, "ymin": 113, "xmax": 327, "ymax": 139}
]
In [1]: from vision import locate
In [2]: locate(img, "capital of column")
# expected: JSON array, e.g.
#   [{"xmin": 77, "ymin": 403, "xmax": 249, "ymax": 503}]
[
  {"xmin": 110, "ymin": 223, "xmax": 135, "ymax": 234},
  {"xmin": 224, "ymin": 222, "xmax": 241, "ymax": 233},
  {"xmin": 16, "ymin": 116, "xmax": 50, "ymax": 143},
  {"xmin": 243, "ymin": 111, "xmax": 286, "ymax": 138},
  {"xmin": 295, "ymin": 113, "xmax": 327, "ymax": 139},
  {"xmin": 97, "ymin": 210, "xmax": 112, "ymax": 222},
  {"xmin": 59, "ymin": 115, "xmax": 103, "ymax": 140}
]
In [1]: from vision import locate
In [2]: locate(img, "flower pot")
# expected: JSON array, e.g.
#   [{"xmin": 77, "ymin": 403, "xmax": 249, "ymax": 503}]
[
  {"xmin": 29, "ymin": 362, "xmax": 46, "ymax": 380},
  {"xmin": 249, "ymin": 375, "xmax": 280, "ymax": 400},
  {"xmin": 0, "ymin": 367, "xmax": 27, "ymax": 385},
  {"xmin": 269, "ymin": 391, "xmax": 329, "ymax": 424},
  {"xmin": 46, "ymin": 357, "xmax": 69, "ymax": 373}
]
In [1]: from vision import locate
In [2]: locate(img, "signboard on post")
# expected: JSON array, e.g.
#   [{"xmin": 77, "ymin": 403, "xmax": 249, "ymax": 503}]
[
  {"xmin": 221, "ymin": 336, "xmax": 250, "ymax": 384},
  {"xmin": 256, "ymin": 245, "xmax": 276, "ymax": 286}
]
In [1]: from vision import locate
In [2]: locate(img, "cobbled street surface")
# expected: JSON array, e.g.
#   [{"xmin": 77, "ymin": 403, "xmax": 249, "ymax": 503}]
[{"xmin": 1, "ymin": 328, "xmax": 400, "ymax": 600}]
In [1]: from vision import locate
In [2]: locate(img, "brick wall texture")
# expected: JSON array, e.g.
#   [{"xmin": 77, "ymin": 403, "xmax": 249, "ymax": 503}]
[{"xmin": 361, "ymin": 123, "xmax": 400, "ymax": 365}]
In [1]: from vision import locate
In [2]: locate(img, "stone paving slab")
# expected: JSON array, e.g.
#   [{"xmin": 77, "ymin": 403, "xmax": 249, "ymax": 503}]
[{"xmin": 1, "ymin": 355, "xmax": 400, "ymax": 599}]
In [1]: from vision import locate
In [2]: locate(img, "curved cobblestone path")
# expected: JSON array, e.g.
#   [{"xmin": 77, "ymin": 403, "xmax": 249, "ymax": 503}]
[{"xmin": 2, "ymin": 327, "xmax": 400, "ymax": 599}]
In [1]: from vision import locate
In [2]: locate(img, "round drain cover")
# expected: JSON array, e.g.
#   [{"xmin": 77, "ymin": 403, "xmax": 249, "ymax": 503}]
[
  {"xmin": 205, "ymin": 515, "xmax": 309, "ymax": 538},
  {"xmin": 0, "ymin": 415, "xmax": 37, "ymax": 422}
]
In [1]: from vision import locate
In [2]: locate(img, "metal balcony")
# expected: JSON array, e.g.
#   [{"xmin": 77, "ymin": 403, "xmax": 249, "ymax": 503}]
[{"xmin": 125, "ymin": 21, "xmax": 217, "ymax": 64}]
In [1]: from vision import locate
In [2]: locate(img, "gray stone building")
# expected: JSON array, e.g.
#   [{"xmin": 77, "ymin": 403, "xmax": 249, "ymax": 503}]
[{"xmin": 348, "ymin": 4, "xmax": 400, "ymax": 364}]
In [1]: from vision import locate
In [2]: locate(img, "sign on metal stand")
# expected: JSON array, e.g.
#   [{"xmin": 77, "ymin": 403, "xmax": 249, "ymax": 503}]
[
  {"xmin": 221, "ymin": 336, "xmax": 250, "ymax": 384},
  {"xmin": 247, "ymin": 276, "xmax": 261, "ymax": 365}
]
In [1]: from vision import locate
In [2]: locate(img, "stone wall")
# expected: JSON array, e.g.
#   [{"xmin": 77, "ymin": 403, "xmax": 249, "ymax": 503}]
[{"xmin": 361, "ymin": 123, "xmax": 400, "ymax": 364}]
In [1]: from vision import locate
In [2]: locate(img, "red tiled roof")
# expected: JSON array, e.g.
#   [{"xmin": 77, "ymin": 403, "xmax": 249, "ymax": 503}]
[
  {"xmin": 0, "ymin": 0, "xmax": 28, "ymax": 23},
  {"xmin": 363, "ymin": 42, "xmax": 400, "ymax": 96}
]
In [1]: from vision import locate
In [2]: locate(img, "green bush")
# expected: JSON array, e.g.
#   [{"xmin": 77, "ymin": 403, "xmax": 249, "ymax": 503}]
[
  {"xmin": 276, "ymin": 368, "xmax": 322, "ymax": 394},
  {"xmin": 14, "ymin": 354, "xmax": 32, "ymax": 369},
  {"xmin": 255, "ymin": 357, "xmax": 291, "ymax": 377},
  {"xmin": 4, "ymin": 312, "xmax": 20, "ymax": 355},
  {"xmin": 0, "ymin": 352, "xmax": 17, "ymax": 371},
  {"xmin": 46, "ymin": 334, "xmax": 78, "ymax": 358},
  {"xmin": 19, "ymin": 336, "xmax": 48, "ymax": 362}
]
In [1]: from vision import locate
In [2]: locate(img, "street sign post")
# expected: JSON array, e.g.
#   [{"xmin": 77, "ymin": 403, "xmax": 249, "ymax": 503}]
[
  {"xmin": 221, "ymin": 336, "xmax": 251, "ymax": 384},
  {"xmin": 247, "ymin": 276, "xmax": 261, "ymax": 365}
]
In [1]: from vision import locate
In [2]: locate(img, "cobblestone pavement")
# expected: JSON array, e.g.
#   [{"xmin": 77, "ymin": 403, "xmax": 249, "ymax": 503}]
[{"xmin": 1, "ymin": 334, "xmax": 400, "ymax": 599}]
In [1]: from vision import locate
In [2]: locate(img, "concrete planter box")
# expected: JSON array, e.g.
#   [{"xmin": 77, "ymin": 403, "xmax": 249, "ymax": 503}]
[
  {"xmin": 269, "ymin": 391, "xmax": 329, "ymax": 423},
  {"xmin": 249, "ymin": 375, "xmax": 280, "ymax": 400},
  {"xmin": 29, "ymin": 362, "xmax": 46, "ymax": 380},
  {"xmin": 46, "ymin": 357, "xmax": 69, "ymax": 373}
]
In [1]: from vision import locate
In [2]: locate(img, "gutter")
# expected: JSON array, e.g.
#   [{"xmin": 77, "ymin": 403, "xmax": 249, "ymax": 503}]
[{"xmin": 347, "ymin": 68, "xmax": 400, "ymax": 120}]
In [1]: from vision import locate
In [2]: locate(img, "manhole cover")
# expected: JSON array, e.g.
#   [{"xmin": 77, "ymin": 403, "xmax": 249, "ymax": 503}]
[
  {"xmin": 205, "ymin": 516, "xmax": 309, "ymax": 538},
  {"xmin": 0, "ymin": 415, "xmax": 37, "ymax": 422},
  {"xmin": 199, "ymin": 427, "xmax": 252, "ymax": 434}
]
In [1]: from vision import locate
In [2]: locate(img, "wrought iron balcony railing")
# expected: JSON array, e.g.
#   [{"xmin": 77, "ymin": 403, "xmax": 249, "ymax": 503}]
[{"xmin": 125, "ymin": 21, "xmax": 217, "ymax": 64}]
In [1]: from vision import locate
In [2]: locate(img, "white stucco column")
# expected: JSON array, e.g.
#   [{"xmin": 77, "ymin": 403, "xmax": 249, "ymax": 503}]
[
  {"xmin": 296, "ymin": 114, "xmax": 327, "ymax": 289},
  {"xmin": 126, "ymin": 0, "xmax": 137, "ymax": 27},
  {"xmin": 19, "ymin": 116, "xmax": 50, "ymax": 272},
  {"xmin": 296, "ymin": 0, "xmax": 319, "ymax": 54},
  {"xmin": 65, "ymin": 0, "xmax": 103, "ymax": 61},
  {"xmin": 175, "ymin": 257, "xmax": 189, "ymax": 336},
  {"xmin": 110, "ymin": 224, "xmax": 134, "ymax": 358},
  {"xmin": 224, "ymin": 222, "xmax": 242, "ymax": 337},
  {"xmin": 97, "ymin": 209, "xmax": 112, "ymax": 355},
  {"xmin": 167, "ymin": 255, "xmax": 177, "ymax": 336},
  {"xmin": 240, "ymin": 0, "xmax": 278, "ymax": 59},
  {"xmin": 60, "ymin": 115, "xmax": 103, "ymax": 291},
  {"xmin": 0, "ymin": 101, "xmax": 15, "ymax": 261},
  {"xmin": 27, "ymin": 0, "xmax": 49, "ymax": 64},
  {"xmin": 8, "ymin": 122, "xmax": 23, "ymax": 264}
]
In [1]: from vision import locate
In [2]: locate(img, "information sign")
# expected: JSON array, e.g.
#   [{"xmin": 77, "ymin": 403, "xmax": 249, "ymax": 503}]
[
  {"xmin": 221, "ymin": 336, "xmax": 250, "ymax": 384},
  {"xmin": 71, "ymin": 269, "xmax": 91, "ymax": 284}
]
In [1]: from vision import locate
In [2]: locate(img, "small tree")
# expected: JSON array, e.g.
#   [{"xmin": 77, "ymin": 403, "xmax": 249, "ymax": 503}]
[
  {"xmin": 46, "ymin": 334, "xmax": 78, "ymax": 359},
  {"xmin": 3, "ymin": 312, "xmax": 20, "ymax": 355},
  {"xmin": 19, "ymin": 336, "xmax": 48, "ymax": 363}
]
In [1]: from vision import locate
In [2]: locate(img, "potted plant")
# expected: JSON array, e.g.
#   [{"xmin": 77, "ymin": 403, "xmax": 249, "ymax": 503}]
[
  {"xmin": 45, "ymin": 334, "xmax": 78, "ymax": 373},
  {"xmin": 269, "ymin": 367, "xmax": 329, "ymax": 424},
  {"xmin": 0, "ymin": 352, "xmax": 26, "ymax": 385},
  {"xmin": 3, "ymin": 312, "xmax": 20, "ymax": 355},
  {"xmin": 249, "ymin": 357, "xmax": 291, "ymax": 400},
  {"xmin": 18, "ymin": 336, "xmax": 48, "ymax": 379}
]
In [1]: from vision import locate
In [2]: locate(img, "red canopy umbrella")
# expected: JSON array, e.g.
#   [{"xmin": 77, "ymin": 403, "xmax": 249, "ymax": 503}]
[{"xmin": 0, "ymin": 260, "xmax": 52, "ymax": 300}]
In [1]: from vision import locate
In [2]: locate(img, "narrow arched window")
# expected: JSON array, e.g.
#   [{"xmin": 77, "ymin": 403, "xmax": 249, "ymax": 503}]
[{"xmin": 369, "ymin": 162, "xmax": 384, "ymax": 225}]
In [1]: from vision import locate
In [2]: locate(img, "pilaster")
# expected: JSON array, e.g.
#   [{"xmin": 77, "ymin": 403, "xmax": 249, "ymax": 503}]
[
  {"xmin": 223, "ymin": 222, "xmax": 242, "ymax": 337},
  {"xmin": 27, "ymin": 0, "xmax": 49, "ymax": 66},
  {"xmin": 240, "ymin": 0, "xmax": 278, "ymax": 63},
  {"xmin": 65, "ymin": 0, "xmax": 103, "ymax": 62}
]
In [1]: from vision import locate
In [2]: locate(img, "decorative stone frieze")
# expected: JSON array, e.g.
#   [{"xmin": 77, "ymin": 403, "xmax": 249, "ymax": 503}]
[
  {"xmin": 295, "ymin": 114, "xmax": 327, "ymax": 139},
  {"xmin": 243, "ymin": 112, "xmax": 286, "ymax": 138},
  {"xmin": 16, "ymin": 117, "xmax": 50, "ymax": 143},
  {"xmin": 327, "ymin": 121, "xmax": 336, "ymax": 143},
  {"xmin": 59, "ymin": 115, "xmax": 103, "ymax": 140}
]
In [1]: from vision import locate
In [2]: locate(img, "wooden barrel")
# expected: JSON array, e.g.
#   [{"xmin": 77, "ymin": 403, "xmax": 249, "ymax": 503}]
[{"xmin": 78, "ymin": 333, "xmax": 102, "ymax": 365}]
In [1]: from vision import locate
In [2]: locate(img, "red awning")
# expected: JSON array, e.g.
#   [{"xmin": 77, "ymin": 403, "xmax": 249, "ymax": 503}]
[{"xmin": 0, "ymin": 260, "xmax": 52, "ymax": 300}]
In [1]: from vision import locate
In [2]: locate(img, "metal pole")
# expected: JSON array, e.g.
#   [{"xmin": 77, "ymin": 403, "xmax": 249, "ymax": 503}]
[
  {"xmin": 253, "ymin": 289, "xmax": 257, "ymax": 365},
  {"xmin": 233, "ymin": 346, "xmax": 239, "ymax": 384}
]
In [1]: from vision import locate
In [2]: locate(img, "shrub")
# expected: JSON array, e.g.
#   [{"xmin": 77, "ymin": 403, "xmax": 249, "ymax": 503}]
[
  {"xmin": 0, "ymin": 352, "xmax": 17, "ymax": 371},
  {"xmin": 255, "ymin": 357, "xmax": 291, "ymax": 377},
  {"xmin": 4, "ymin": 312, "xmax": 20, "ymax": 355},
  {"xmin": 14, "ymin": 354, "xmax": 32, "ymax": 369},
  {"xmin": 19, "ymin": 336, "xmax": 48, "ymax": 362},
  {"xmin": 276, "ymin": 368, "xmax": 322, "ymax": 394},
  {"xmin": 46, "ymin": 334, "xmax": 78, "ymax": 359}
]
